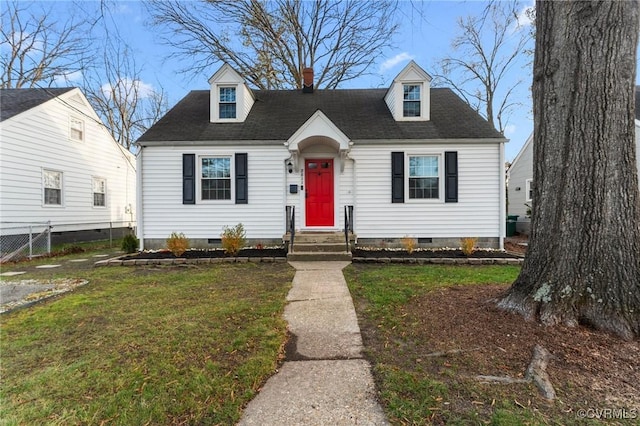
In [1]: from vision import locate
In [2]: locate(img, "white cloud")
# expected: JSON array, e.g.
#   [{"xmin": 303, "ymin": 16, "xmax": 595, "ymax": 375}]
[
  {"xmin": 504, "ymin": 124, "xmax": 517, "ymax": 136},
  {"xmin": 380, "ymin": 52, "xmax": 414, "ymax": 72}
]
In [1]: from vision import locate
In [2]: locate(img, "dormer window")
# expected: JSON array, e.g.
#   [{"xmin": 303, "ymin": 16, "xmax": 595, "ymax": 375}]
[
  {"xmin": 385, "ymin": 61, "xmax": 431, "ymax": 121},
  {"xmin": 219, "ymin": 87, "xmax": 237, "ymax": 119},
  {"xmin": 209, "ymin": 63, "xmax": 255, "ymax": 123},
  {"xmin": 403, "ymin": 84, "xmax": 421, "ymax": 117}
]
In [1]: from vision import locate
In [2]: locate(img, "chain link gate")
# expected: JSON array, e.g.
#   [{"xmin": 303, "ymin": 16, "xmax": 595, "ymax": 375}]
[{"xmin": 0, "ymin": 222, "xmax": 51, "ymax": 263}]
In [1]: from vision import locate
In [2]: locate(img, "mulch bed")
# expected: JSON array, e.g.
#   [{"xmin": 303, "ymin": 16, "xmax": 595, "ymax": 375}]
[
  {"xmin": 120, "ymin": 248, "xmax": 287, "ymax": 260},
  {"xmin": 352, "ymin": 248, "xmax": 519, "ymax": 259}
]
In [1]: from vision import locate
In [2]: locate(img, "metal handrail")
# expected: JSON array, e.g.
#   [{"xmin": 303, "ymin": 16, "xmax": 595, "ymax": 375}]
[
  {"xmin": 344, "ymin": 205, "xmax": 354, "ymax": 252},
  {"xmin": 288, "ymin": 206, "xmax": 296, "ymax": 253}
]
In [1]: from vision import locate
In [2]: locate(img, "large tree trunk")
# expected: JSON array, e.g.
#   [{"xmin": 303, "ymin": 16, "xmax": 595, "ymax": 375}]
[{"xmin": 500, "ymin": 0, "xmax": 640, "ymax": 340}]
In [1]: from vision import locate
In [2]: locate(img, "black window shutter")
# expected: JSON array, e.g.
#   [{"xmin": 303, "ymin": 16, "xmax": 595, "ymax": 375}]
[
  {"xmin": 445, "ymin": 151, "xmax": 458, "ymax": 203},
  {"xmin": 391, "ymin": 152, "xmax": 404, "ymax": 203},
  {"xmin": 183, "ymin": 154, "xmax": 195, "ymax": 204},
  {"xmin": 235, "ymin": 153, "xmax": 248, "ymax": 204}
]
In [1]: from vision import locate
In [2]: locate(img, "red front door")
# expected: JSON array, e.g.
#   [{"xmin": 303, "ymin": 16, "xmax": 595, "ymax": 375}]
[{"xmin": 305, "ymin": 159, "xmax": 334, "ymax": 226}]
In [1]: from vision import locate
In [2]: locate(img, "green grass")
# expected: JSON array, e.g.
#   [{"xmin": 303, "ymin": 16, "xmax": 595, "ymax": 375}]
[
  {"xmin": 344, "ymin": 264, "xmax": 520, "ymax": 327},
  {"xmin": 1, "ymin": 262, "xmax": 294, "ymax": 425}
]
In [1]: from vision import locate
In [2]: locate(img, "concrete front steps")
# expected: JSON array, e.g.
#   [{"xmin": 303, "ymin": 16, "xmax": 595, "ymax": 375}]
[{"xmin": 286, "ymin": 232, "xmax": 353, "ymax": 262}]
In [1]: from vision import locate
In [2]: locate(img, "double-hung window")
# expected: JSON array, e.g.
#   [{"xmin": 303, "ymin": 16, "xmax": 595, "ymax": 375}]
[
  {"xmin": 403, "ymin": 84, "xmax": 421, "ymax": 117},
  {"xmin": 70, "ymin": 117, "xmax": 84, "ymax": 141},
  {"xmin": 43, "ymin": 169, "xmax": 63, "ymax": 206},
  {"xmin": 525, "ymin": 179, "xmax": 533, "ymax": 202},
  {"xmin": 409, "ymin": 155, "xmax": 439, "ymax": 199},
  {"xmin": 219, "ymin": 87, "xmax": 237, "ymax": 119},
  {"xmin": 93, "ymin": 177, "xmax": 106, "ymax": 207},
  {"xmin": 201, "ymin": 157, "xmax": 231, "ymax": 200}
]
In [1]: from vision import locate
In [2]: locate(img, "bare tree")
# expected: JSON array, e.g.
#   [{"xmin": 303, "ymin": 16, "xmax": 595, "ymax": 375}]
[
  {"xmin": 82, "ymin": 42, "xmax": 168, "ymax": 150},
  {"xmin": 499, "ymin": 1, "xmax": 640, "ymax": 340},
  {"xmin": 147, "ymin": 0, "xmax": 399, "ymax": 89},
  {"xmin": 432, "ymin": 1, "xmax": 532, "ymax": 134},
  {"xmin": 0, "ymin": 0, "xmax": 93, "ymax": 88}
]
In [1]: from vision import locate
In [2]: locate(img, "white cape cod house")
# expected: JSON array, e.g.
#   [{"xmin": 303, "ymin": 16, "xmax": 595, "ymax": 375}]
[{"xmin": 136, "ymin": 61, "xmax": 507, "ymax": 250}]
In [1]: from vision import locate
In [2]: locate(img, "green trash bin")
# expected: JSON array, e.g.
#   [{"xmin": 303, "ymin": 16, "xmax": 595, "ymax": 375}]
[{"xmin": 506, "ymin": 215, "xmax": 519, "ymax": 237}]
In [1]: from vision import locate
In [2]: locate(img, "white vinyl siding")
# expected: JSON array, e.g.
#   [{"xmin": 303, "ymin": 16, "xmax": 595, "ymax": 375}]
[
  {"xmin": 140, "ymin": 146, "xmax": 289, "ymax": 240},
  {"xmin": 507, "ymin": 136, "xmax": 533, "ymax": 219},
  {"xmin": 350, "ymin": 144, "xmax": 501, "ymax": 238},
  {"xmin": 0, "ymin": 89, "xmax": 136, "ymax": 232}
]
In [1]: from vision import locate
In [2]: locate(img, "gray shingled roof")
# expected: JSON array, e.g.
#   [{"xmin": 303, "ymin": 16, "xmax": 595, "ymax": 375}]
[
  {"xmin": 0, "ymin": 88, "xmax": 75, "ymax": 122},
  {"xmin": 137, "ymin": 88, "xmax": 505, "ymax": 143}
]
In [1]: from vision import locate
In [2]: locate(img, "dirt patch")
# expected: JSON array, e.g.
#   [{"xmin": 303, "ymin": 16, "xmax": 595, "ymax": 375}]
[
  {"xmin": 505, "ymin": 235, "xmax": 528, "ymax": 256},
  {"xmin": 358, "ymin": 284, "xmax": 639, "ymax": 423}
]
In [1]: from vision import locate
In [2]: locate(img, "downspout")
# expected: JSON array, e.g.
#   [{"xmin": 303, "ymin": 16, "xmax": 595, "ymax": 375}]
[
  {"xmin": 351, "ymin": 154, "xmax": 357, "ymax": 242},
  {"xmin": 499, "ymin": 141, "xmax": 506, "ymax": 250},
  {"xmin": 136, "ymin": 146, "xmax": 144, "ymax": 250}
]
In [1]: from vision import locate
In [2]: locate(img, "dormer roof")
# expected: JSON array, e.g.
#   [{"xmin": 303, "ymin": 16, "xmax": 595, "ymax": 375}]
[{"xmin": 385, "ymin": 60, "xmax": 432, "ymax": 121}]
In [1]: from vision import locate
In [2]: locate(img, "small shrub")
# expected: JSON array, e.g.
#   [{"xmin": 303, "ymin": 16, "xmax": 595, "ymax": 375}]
[
  {"xmin": 166, "ymin": 232, "xmax": 189, "ymax": 257},
  {"xmin": 221, "ymin": 223, "xmax": 246, "ymax": 256},
  {"xmin": 460, "ymin": 237, "xmax": 478, "ymax": 256},
  {"xmin": 401, "ymin": 236, "xmax": 417, "ymax": 254},
  {"xmin": 121, "ymin": 234, "xmax": 139, "ymax": 253}
]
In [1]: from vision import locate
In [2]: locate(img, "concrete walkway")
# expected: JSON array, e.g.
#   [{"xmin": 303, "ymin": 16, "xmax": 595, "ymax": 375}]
[{"xmin": 238, "ymin": 261, "xmax": 389, "ymax": 426}]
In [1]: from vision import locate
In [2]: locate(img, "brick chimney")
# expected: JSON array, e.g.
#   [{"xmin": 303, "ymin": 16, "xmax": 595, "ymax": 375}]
[{"xmin": 302, "ymin": 67, "xmax": 314, "ymax": 93}]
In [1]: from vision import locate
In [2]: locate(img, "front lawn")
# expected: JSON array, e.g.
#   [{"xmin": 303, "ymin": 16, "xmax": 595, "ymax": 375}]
[
  {"xmin": 1, "ymin": 263, "xmax": 294, "ymax": 425},
  {"xmin": 345, "ymin": 264, "xmax": 640, "ymax": 425}
]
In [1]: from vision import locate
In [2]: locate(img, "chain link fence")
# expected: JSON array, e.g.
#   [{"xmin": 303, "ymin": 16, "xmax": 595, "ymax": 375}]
[
  {"xmin": 1, "ymin": 221, "xmax": 136, "ymax": 263},
  {"xmin": 0, "ymin": 222, "xmax": 51, "ymax": 263}
]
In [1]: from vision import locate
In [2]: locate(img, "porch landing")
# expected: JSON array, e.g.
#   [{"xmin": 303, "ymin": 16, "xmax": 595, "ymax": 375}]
[{"xmin": 284, "ymin": 231, "xmax": 355, "ymax": 262}]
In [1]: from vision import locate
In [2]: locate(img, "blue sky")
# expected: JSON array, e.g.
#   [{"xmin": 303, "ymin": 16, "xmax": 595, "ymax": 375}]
[{"xmin": 41, "ymin": 1, "xmax": 640, "ymax": 161}]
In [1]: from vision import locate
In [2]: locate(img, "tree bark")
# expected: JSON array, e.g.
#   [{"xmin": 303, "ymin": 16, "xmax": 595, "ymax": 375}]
[{"xmin": 500, "ymin": 0, "xmax": 640, "ymax": 340}]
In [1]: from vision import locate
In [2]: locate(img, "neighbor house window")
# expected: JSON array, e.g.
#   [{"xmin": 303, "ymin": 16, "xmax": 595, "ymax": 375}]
[
  {"xmin": 70, "ymin": 117, "xmax": 84, "ymax": 141},
  {"xmin": 409, "ymin": 155, "xmax": 439, "ymax": 199},
  {"xmin": 219, "ymin": 87, "xmax": 237, "ymax": 119},
  {"xmin": 403, "ymin": 84, "xmax": 421, "ymax": 117},
  {"xmin": 201, "ymin": 157, "xmax": 231, "ymax": 200},
  {"xmin": 525, "ymin": 179, "xmax": 533, "ymax": 202},
  {"xmin": 93, "ymin": 177, "xmax": 106, "ymax": 207},
  {"xmin": 43, "ymin": 169, "xmax": 63, "ymax": 205}
]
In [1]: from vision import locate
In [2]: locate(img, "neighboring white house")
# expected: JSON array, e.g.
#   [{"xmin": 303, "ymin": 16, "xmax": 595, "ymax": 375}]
[
  {"xmin": 0, "ymin": 88, "xmax": 136, "ymax": 246},
  {"xmin": 136, "ymin": 61, "xmax": 507, "ymax": 250},
  {"xmin": 507, "ymin": 86, "xmax": 640, "ymax": 235}
]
